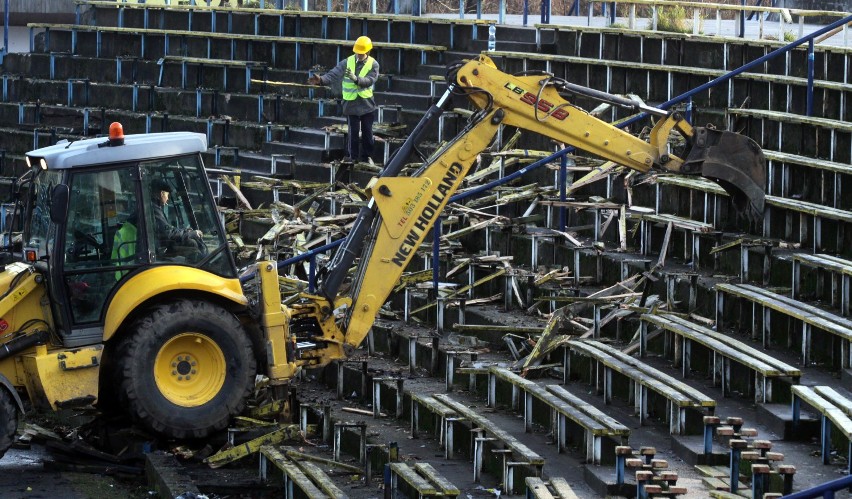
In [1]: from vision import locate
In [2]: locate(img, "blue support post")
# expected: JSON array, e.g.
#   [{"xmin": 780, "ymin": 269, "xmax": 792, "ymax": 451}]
[
  {"xmin": 82, "ymin": 108, "xmax": 89, "ymax": 136},
  {"xmin": 132, "ymin": 83, "xmax": 139, "ymax": 112},
  {"xmin": 609, "ymin": 1, "xmax": 616, "ymax": 24},
  {"xmin": 2, "ymin": 75, "xmax": 7, "ymax": 102},
  {"xmin": 17, "ymin": 102, "xmax": 23, "ymax": 125},
  {"xmin": 540, "ymin": 0, "xmax": 550, "ymax": 25},
  {"xmin": 145, "ymin": 113, "xmax": 152, "ymax": 134},
  {"xmin": 751, "ymin": 467, "xmax": 766, "ymax": 498},
  {"xmin": 821, "ymin": 416, "xmax": 832, "ymax": 464},
  {"xmin": 522, "ymin": 0, "xmax": 528, "ymax": 26},
  {"xmin": 807, "ymin": 40, "xmax": 814, "ymax": 116},
  {"xmin": 207, "ymin": 117, "xmax": 214, "ymax": 144},
  {"xmin": 615, "ymin": 453, "xmax": 626, "ymax": 485},
  {"xmin": 739, "ymin": 0, "xmax": 745, "ymax": 37},
  {"xmin": 257, "ymin": 95, "xmax": 263, "ymax": 124},
  {"xmin": 703, "ymin": 417, "xmax": 721, "ymax": 455},
  {"xmin": 498, "ymin": 0, "xmax": 505, "ymax": 24},
  {"xmin": 144, "ymin": 8, "xmax": 149, "ymax": 29},
  {"xmin": 196, "ymin": 88, "xmax": 202, "ymax": 118},
  {"xmin": 730, "ymin": 446, "xmax": 742, "ymax": 493}
]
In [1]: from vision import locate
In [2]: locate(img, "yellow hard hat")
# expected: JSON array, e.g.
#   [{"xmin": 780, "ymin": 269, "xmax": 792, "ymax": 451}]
[{"xmin": 353, "ymin": 36, "xmax": 373, "ymax": 54}]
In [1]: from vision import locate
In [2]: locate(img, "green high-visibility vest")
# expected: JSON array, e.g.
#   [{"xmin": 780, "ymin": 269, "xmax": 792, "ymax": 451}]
[
  {"xmin": 112, "ymin": 221, "xmax": 137, "ymax": 280},
  {"xmin": 342, "ymin": 55, "xmax": 375, "ymax": 100}
]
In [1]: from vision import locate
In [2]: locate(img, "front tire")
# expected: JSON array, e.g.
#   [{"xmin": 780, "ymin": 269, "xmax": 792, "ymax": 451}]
[
  {"xmin": 118, "ymin": 299, "xmax": 256, "ymax": 439},
  {"xmin": 0, "ymin": 388, "xmax": 19, "ymax": 459}
]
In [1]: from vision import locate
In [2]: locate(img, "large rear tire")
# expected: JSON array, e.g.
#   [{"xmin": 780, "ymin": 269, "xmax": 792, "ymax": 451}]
[
  {"xmin": 0, "ymin": 388, "xmax": 19, "ymax": 459},
  {"xmin": 118, "ymin": 299, "xmax": 256, "ymax": 440}
]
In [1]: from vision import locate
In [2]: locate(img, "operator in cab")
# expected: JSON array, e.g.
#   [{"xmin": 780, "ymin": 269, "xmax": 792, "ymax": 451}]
[{"xmin": 150, "ymin": 178, "xmax": 204, "ymax": 253}]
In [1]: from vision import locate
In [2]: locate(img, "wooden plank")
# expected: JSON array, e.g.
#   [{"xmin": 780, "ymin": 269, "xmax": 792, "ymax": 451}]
[
  {"xmin": 260, "ymin": 446, "xmax": 328, "ymax": 499},
  {"xmin": 390, "ymin": 463, "xmax": 437, "ymax": 496},
  {"xmin": 489, "ymin": 367, "xmax": 615, "ymax": 435},
  {"xmin": 296, "ymin": 461, "xmax": 349, "ymax": 499},
  {"xmin": 644, "ymin": 313, "xmax": 801, "ymax": 377},
  {"xmin": 725, "ymin": 283, "xmax": 852, "ymax": 335},
  {"xmin": 569, "ymin": 340, "xmax": 715, "ymax": 407},
  {"xmin": 433, "ymin": 394, "xmax": 545, "ymax": 465},
  {"xmin": 413, "ymin": 462, "xmax": 460, "ymax": 496},
  {"xmin": 792, "ymin": 253, "xmax": 852, "ymax": 275},
  {"xmin": 765, "ymin": 196, "xmax": 852, "ymax": 224},
  {"xmin": 204, "ymin": 425, "xmax": 302, "ymax": 468},
  {"xmin": 545, "ymin": 384, "xmax": 630, "ymax": 435},
  {"xmin": 525, "ymin": 477, "xmax": 556, "ymax": 499},
  {"xmin": 793, "ymin": 386, "xmax": 852, "ymax": 438},
  {"xmin": 567, "ymin": 340, "xmax": 693, "ymax": 406},
  {"xmin": 813, "ymin": 386, "xmax": 852, "ymax": 417},
  {"xmin": 549, "ymin": 477, "xmax": 581, "ymax": 499},
  {"xmin": 728, "ymin": 108, "xmax": 852, "ymax": 133},
  {"xmin": 78, "ymin": 0, "xmax": 493, "ymax": 26},
  {"xmin": 409, "ymin": 392, "xmax": 458, "ymax": 418},
  {"xmin": 26, "ymin": 23, "xmax": 447, "ymax": 52},
  {"xmin": 764, "ymin": 150, "xmax": 852, "ymax": 176}
]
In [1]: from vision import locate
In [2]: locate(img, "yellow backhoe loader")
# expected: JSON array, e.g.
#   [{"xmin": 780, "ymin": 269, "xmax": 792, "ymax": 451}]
[{"xmin": 0, "ymin": 55, "xmax": 764, "ymax": 454}]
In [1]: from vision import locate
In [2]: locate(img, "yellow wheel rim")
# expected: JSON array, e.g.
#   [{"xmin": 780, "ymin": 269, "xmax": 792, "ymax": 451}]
[{"xmin": 154, "ymin": 333, "xmax": 227, "ymax": 407}]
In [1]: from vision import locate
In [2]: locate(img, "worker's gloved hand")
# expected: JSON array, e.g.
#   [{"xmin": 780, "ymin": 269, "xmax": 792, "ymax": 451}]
[
  {"xmin": 344, "ymin": 68, "xmax": 356, "ymax": 81},
  {"xmin": 307, "ymin": 74, "xmax": 322, "ymax": 86}
]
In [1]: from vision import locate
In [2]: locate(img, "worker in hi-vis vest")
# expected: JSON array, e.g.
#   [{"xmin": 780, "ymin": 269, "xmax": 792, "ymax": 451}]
[{"xmin": 308, "ymin": 36, "xmax": 380, "ymax": 166}]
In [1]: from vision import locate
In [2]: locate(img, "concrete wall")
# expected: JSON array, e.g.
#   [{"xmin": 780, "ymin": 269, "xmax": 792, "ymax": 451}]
[{"xmin": 4, "ymin": 0, "xmax": 76, "ymax": 25}]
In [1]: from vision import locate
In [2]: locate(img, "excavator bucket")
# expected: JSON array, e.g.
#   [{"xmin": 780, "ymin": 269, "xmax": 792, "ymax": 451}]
[{"xmin": 682, "ymin": 127, "xmax": 766, "ymax": 221}]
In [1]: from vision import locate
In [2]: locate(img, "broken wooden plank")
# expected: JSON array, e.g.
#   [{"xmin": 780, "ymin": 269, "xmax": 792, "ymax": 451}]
[{"xmin": 204, "ymin": 425, "xmax": 302, "ymax": 468}]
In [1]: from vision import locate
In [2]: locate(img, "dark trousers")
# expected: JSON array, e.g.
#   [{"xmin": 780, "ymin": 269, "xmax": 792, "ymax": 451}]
[{"xmin": 347, "ymin": 111, "xmax": 375, "ymax": 161}]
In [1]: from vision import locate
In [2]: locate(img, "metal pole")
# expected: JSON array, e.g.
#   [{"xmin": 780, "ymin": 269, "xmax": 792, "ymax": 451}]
[{"xmin": 807, "ymin": 39, "xmax": 814, "ymax": 116}]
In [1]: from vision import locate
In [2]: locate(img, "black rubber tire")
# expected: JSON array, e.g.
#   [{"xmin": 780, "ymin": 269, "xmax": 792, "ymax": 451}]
[
  {"xmin": 118, "ymin": 299, "xmax": 256, "ymax": 440},
  {"xmin": 0, "ymin": 388, "xmax": 19, "ymax": 459}
]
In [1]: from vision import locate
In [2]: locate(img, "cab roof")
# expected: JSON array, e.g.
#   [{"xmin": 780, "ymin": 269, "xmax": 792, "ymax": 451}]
[{"xmin": 26, "ymin": 132, "xmax": 208, "ymax": 170}]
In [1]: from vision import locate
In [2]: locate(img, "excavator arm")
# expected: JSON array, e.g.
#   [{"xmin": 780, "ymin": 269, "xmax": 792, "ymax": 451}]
[
  {"xmin": 455, "ymin": 56, "xmax": 765, "ymax": 216},
  {"xmin": 269, "ymin": 55, "xmax": 766, "ymax": 376}
]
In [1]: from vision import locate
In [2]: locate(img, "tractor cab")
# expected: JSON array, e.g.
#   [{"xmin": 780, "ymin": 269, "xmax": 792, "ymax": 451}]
[{"xmin": 23, "ymin": 125, "xmax": 237, "ymax": 346}]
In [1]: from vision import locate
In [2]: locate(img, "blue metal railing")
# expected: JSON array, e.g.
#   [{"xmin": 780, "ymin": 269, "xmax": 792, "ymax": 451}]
[{"xmin": 782, "ymin": 474, "xmax": 852, "ymax": 498}]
